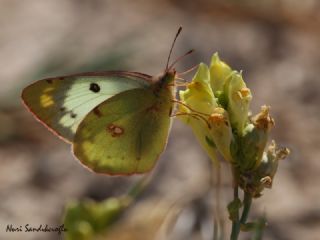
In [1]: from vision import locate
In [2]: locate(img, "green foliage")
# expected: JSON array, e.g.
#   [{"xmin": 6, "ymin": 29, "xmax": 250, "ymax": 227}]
[
  {"xmin": 179, "ymin": 52, "xmax": 290, "ymax": 240},
  {"xmin": 64, "ymin": 197, "xmax": 130, "ymax": 240}
]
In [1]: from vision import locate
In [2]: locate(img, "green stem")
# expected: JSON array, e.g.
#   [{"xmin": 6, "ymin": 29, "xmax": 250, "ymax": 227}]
[
  {"xmin": 230, "ymin": 170, "xmax": 253, "ymax": 240},
  {"xmin": 240, "ymin": 192, "xmax": 252, "ymax": 225}
]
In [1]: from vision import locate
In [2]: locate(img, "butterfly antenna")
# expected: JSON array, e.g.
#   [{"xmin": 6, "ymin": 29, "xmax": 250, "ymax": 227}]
[
  {"xmin": 166, "ymin": 26, "xmax": 182, "ymax": 71},
  {"xmin": 176, "ymin": 63, "xmax": 198, "ymax": 77},
  {"xmin": 169, "ymin": 49, "xmax": 195, "ymax": 70}
]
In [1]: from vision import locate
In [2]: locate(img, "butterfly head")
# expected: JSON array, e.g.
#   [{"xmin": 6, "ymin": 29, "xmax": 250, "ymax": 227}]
[
  {"xmin": 155, "ymin": 27, "xmax": 193, "ymax": 89},
  {"xmin": 163, "ymin": 68, "xmax": 177, "ymax": 85},
  {"xmin": 160, "ymin": 27, "xmax": 193, "ymax": 87},
  {"xmin": 153, "ymin": 68, "xmax": 176, "ymax": 88}
]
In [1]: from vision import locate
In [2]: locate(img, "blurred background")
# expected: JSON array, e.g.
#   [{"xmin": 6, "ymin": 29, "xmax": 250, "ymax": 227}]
[{"xmin": 0, "ymin": 0, "xmax": 319, "ymax": 239}]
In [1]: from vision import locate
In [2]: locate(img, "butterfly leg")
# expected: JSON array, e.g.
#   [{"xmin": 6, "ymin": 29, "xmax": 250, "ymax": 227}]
[
  {"xmin": 167, "ymin": 82, "xmax": 189, "ymax": 87},
  {"xmin": 176, "ymin": 64, "xmax": 199, "ymax": 77},
  {"xmin": 171, "ymin": 99, "xmax": 211, "ymax": 117},
  {"xmin": 170, "ymin": 112, "xmax": 211, "ymax": 129}
]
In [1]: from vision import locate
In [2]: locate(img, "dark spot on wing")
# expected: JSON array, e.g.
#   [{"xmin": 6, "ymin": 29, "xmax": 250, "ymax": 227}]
[
  {"xmin": 60, "ymin": 107, "xmax": 66, "ymax": 112},
  {"xmin": 90, "ymin": 83, "xmax": 100, "ymax": 93},
  {"xmin": 46, "ymin": 79, "xmax": 53, "ymax": 84},
  {"xmin": 70, "ymin": 112, "xmax": 77, "ymax": 118},
  {"xmin": 93, "ymin": 107, "xmax": 102, "ymax": 117}
]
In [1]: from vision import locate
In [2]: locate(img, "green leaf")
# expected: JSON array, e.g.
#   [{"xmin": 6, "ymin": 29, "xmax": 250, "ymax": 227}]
[
  {"xmin": 240, "ymin": 222, "xmax": 257, "ymax": 232},
  {"xmin": 227, "ymin": 198, "xmax": 243, "ymax": 221}
]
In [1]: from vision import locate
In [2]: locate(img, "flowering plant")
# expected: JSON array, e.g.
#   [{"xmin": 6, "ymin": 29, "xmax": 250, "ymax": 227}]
[{"xmin": 179, "ymin": 53, "xmax": 290, "ymax": 239}]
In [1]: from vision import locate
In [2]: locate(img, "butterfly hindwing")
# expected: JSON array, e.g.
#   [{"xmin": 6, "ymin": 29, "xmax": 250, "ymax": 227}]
[
  {"xmin": 22, "ymin": 72, "xmax": 151, "ymax": 142},
  {"xmin": 73, "ymin": 87, "xmax": 173, "ymax": 175}
]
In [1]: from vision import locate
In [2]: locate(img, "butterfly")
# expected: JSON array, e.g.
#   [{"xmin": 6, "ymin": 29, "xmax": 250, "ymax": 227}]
[{"xmin": 22, "ymin": 27, "xmax": 192, "ymax": 175}]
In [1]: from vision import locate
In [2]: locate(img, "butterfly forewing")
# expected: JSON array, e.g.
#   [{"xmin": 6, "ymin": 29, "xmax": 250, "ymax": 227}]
[{"xmin": 22, "ymin": 72, "xmax": 151, "ymax": 142}]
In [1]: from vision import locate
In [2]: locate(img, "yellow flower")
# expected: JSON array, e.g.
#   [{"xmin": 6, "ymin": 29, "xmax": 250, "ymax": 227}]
[
  {"xmin": 224, "ymin": 71, "xmax": 252, "ymax": 135},
  {"xmin": 179, "ymin": 63, "xmax": 219, "ymax": 164},
  {"xmin": 209, "ymin": 53, "xmax": 252, "ymax": 135},
  {"xmin": 208, "ymin": 107, "xmax": 233, "ymax": 162},
  {"xmin": 178, "ymin": 52, "xmax": 289, "ymax": 198}
]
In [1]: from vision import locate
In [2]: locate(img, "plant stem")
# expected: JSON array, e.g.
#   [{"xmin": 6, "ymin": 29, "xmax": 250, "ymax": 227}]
[
  {"xmin": 230, "ymin": 169, "xmax": 253, "ymax": 240},
  {"xmin": 240, "ymin": 192, "xmax": 252, "ymax": 225}
]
